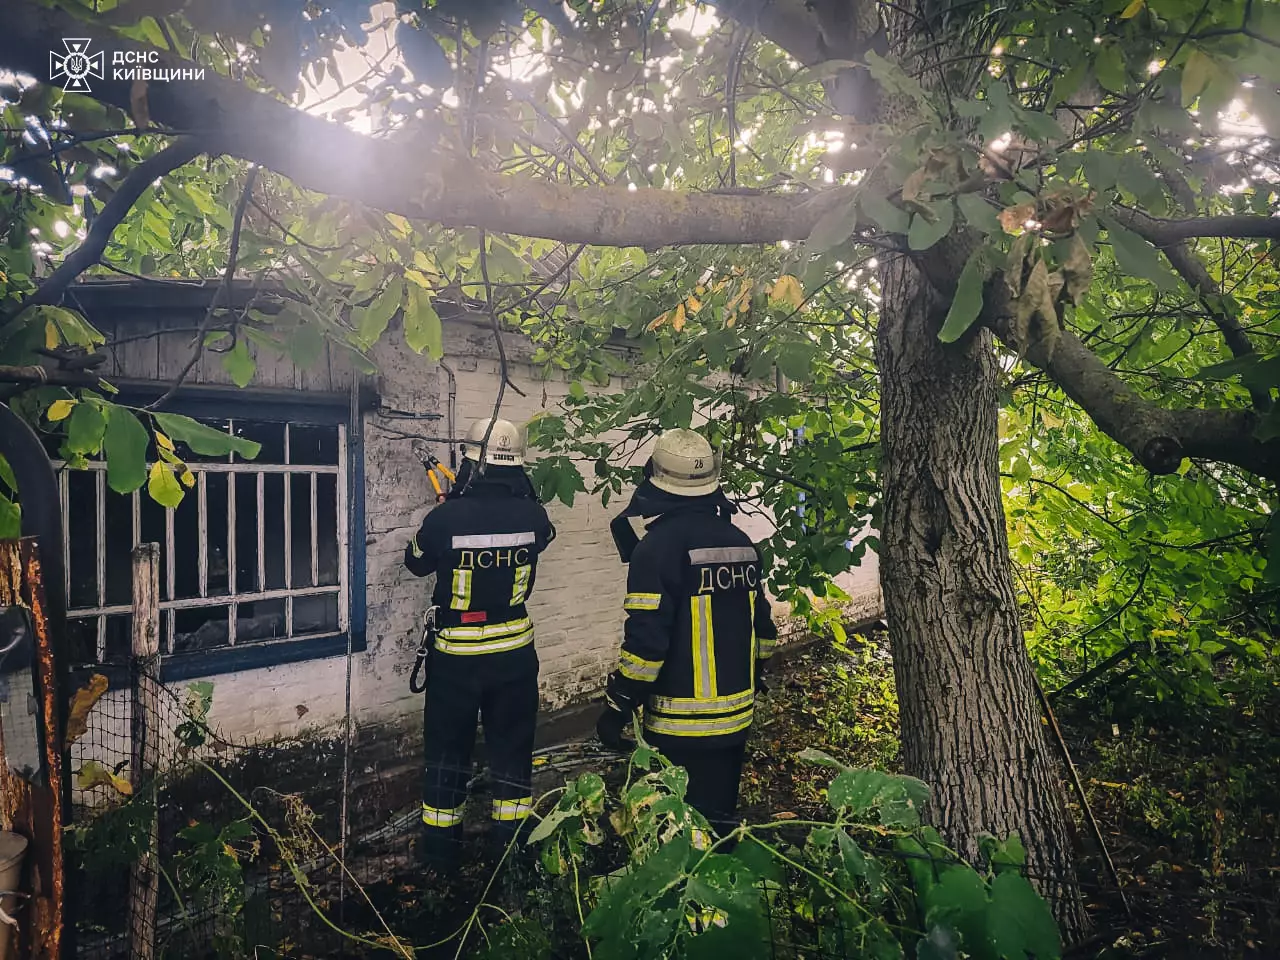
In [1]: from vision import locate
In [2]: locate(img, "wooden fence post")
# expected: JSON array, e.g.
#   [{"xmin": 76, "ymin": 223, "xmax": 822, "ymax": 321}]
[{"xmin": 127, "ymin": 544, "xmax": 160, "ymax": 960}]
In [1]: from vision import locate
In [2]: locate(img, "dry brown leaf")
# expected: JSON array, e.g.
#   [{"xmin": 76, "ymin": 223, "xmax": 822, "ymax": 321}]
[
  {"xmin": 65, "ymin": 673, "xmax": 109, "ymax": 749},
  {"xmin": 1060, "ymin": 233, "xmax": 1094, "ymax": 304},
  {"xmin": 998, "ymin": 202, "xmax": 1037, "ymax": 235}
]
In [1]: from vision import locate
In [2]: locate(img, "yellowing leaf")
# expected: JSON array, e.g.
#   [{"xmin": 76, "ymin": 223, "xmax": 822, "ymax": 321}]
[
  {"xmin": 65, "ymin": 674, "xmax": 109, "ymax": 749},
  {"xmin": 148, "ymin": 461, "xmax": 184, "ymax": 509},
  {"xmin": 671, "ymin": 303, "xmax": 688, "ymax": 332},
  {"xmin": 725, "ymin": 279, "xmax": 754, "ymax": 315},
  {"xmin": 413, "ymin": 250, "xmax": 434, "ymax": 272},
  {"xmin": 1151, "ymin": 629, "xmax": 1178, "ymax": 638},
  {"xmin": 1040, "ymin": 410, "xmax": 1064, "ymax": 428},
  {"xmin": 1181, "ymin": 49, "xmax": 1214, "ymax": 108},
  {"xmin": 45, "ymin": 320, "xmax": 60, "ymax": 350},
  {"xmin": 770, "ymin": 275, "xmax": 804, "ymax": 309},
  {"xmin": 685, "ymin": 295, "xmax": 702, "ymax": 313},
  {"xmin": 77, "ymin": 760, "xmax": 133, "ymax": 796},
  {"xmin": 155, "ymin": 431, "xmax": 175, "ymax": 452},
  {"xmin": 1119, "ymin": 0, "xmax": 1144, "ymax": 18},
  {"xmin": 405, "ymin": 268, "xmax": 433, "ymax": 289},
  {"xmin": 47, "ymin": 399, "xmax": 76, "ymax": 422},
  {"xmin": 647, "ymin": 311, "xmax": 670, "ymax": 331},
  {"xmin": 385, "ymin": 212, "xmax": 412, "ymax": 234},
  {"xmin": 180, "ymin": 469, "xmax": 196, "ymax": 488}
]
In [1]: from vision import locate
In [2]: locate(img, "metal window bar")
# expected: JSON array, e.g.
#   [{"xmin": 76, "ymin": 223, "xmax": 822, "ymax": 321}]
[
  {"xmin": 227, "ymin": 460, "xmax": 237, "ymax": 645},
  {"xmin": 284, "ymin": 424, "xmax": 292, "ymax": 637},
  {"xmin": 55, "ymin": 421, "xmax": 349, "ymax": 662},
  {"xmin": 337, "ymin": 425, "xmax": 349, "ymax": 633},
  {"xmin": 310, "ymin": 471, "xmax": 319, "ymax": 588}
]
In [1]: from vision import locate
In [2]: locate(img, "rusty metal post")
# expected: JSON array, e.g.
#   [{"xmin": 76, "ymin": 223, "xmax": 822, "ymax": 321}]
[
  {"xmin": 128, "ymin": 545, "xmax": 161, "ymax": 960},
  {"xmin": 0, "ymin": 541, "xmax": 65, "ymax": 960}
]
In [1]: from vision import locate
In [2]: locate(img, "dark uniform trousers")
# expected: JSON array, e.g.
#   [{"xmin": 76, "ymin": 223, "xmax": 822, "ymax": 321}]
[
  {"xmin": 654, "ymin": 738, "xmax": 747, "ymax": 837},
  {"xmin": 420, "ymin": 645, "xmax": 539, "ymax": 863}
]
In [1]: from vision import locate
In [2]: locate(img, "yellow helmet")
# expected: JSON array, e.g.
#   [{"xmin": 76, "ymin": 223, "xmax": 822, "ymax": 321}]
[
  {"xmin": 649, "ymin": 429, "xmax": 721, "ymax": 497},
  {"xmin": 462, "ymin": 417, "xmax": 525, "ymax": 466}
]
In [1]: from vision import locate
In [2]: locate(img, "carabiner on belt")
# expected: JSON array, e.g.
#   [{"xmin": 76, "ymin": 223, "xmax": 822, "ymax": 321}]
[{"xmin": 410, "ymin": 605, "xmax": 438, "ymax": 694}]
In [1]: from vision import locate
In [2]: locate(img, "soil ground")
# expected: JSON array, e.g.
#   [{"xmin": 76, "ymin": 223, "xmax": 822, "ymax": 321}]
[{"xmin": 251, "ymin": 631, "xmax": 1280, "ymax": 958}]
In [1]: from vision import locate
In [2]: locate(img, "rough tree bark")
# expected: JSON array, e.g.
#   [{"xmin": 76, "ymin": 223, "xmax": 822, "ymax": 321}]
[{"xmin": 876, "ymin": 254, "xmax": 1090, "ymax": 935}]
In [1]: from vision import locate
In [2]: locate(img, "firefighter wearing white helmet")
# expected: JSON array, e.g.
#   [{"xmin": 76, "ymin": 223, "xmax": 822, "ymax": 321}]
[
  {"xmin": 461, "ymin": 417, "xmax": 525, "ymax": 466},
  {"xmin": 598, "ymin": 428, "xmax": 778, "ymax": 838},
  {"xmin": 404, "ymin": 416, "xmax": 554, "ymax": 870}
]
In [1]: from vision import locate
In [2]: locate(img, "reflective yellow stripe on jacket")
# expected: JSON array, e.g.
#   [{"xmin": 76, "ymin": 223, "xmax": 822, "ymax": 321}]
[
  {"xmin": 624, "ymin": 592, "xmax": 662, "ymax": 612},
  {"xmin": 450, "ymin": 568, "xmax": 472, "ymax": 610},
  {"xmin": 691, "ymin": 595, "xmax": 717, "ymax": 698},
  {"xmin": 645, "ymin": 708, "xmax": 753, "ymax": 738},
  {"xmin": 435, "ymin": 617, "xmax": 534, "ymax": 655},
  {"xmin": 619, "ymin": 649, "xmax": 662, "ymax": 682}
]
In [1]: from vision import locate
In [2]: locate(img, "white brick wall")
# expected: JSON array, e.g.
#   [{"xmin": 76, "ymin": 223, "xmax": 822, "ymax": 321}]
[{"xmin": 88, "ymin": 310, "xmax": 883, "ymax": 748}]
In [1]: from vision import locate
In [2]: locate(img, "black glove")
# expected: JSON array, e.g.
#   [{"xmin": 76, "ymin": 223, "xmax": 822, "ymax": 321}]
[
  {"xmin": 597, "ymin": 672, "xmax": 640, "ymax": 749},
  {"xmin": 596, "ymin": 705, "xmax": 634, "ymax": 751},
  {"xmin": 754, "ymin": 660, "xmax": 771, "ymax": 697}
]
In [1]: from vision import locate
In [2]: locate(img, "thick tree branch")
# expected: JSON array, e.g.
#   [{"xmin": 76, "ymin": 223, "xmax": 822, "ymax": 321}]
[
  {"xmin": 708, "ymin": 0, "xmax": 824, "ymax": 64},
  {"xmin": 1114, "ymin": 207, "xmax": 1272, "ymax": 411},
  {"xmin": 2, "ymin": 2, "xmax": 818, "ymax": 248},
  {"xmin": 6, "ymin": 137, "xmax": 203, "ymax": 322},
  {"xmin": 991, "ymin": 298, "xmax": 1280, "ymax": 482},
  {"xmin": 1112, "ymin": 208, "xmax": 1280, "ymax": 243}
]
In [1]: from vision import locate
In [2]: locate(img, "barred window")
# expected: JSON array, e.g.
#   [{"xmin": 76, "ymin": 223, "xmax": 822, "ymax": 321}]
[{"xmin": 59, "ymin": 415, "xmax": 349, "ymax": 669}]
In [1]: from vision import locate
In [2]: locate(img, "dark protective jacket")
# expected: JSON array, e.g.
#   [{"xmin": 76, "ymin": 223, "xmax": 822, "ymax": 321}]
[
  {"xmin": 611, "ymin": 495, "xmax": 778, "ymax": 747},
  {"xmin": 405, "ymin": 468, "xmax": 554, "ymax": 657}
]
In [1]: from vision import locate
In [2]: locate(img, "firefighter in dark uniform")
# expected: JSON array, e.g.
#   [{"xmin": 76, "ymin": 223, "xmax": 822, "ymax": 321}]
[
  {"xmin": 596, "ymin": 428, "xmax": 778, "ymax": 835},
  {"xmin": 404, "ymin": 417, "xmax": 555, "ymax": 866}
]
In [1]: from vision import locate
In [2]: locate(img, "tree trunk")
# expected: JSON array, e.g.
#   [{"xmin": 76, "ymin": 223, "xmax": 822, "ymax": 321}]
[{"xmin": 875, "ymin": 255, "xmax": 1090, "ymax": 937}]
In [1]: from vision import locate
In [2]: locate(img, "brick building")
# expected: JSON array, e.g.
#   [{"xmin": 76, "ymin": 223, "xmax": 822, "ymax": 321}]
[{"xmin": 58, "ymin": 279, "xmax": 882, "ymax": 761}]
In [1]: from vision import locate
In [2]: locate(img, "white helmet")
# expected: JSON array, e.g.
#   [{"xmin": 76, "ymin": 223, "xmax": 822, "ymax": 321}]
[
  {"xmin": 462, "ymin": 417, "xmax": 525, "ymax": 466},
  {"xmin": 649, "ymin": 429, "xmax": 721, "ymax": 497}
]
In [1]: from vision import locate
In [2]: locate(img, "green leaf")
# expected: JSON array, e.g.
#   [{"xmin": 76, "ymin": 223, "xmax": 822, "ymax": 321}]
[
  {"xmin": 355, "ymin": 277, "xmax": 405, "ymax": 347},
  {"xmin": 806, "ymin": 193, "xmax": 859, "ymax": 253},
  {"xmin": 1094, "ymin": 44, "xmax": 1127, "ymax": 92},
  {"xmin": 147, "ymin": 461, "xmax": 184, "ymax": 509},
  {"xmin": 222, "ymin": 340, "xmax": 256, "ymax": 387},
  {"xmin": 0, "ymin": 493, "xmax": 19, "ymax": 540},
  {"xmin": 1101, "ymin": 216, "xmax": 1180, "ymax": 292},
  {"xmin": 65, "ymin": 401, "xmax": 107, "ymax": 455},
  {"xmin": 986, "ymin": 872, "xmax": 1061, "ymax": 960},
  {"xmin": 152, "ymin": 413, "xmax": 261, "ymax": 459},
  {"xmin": 861, "ymin": 190, "xmax": 910, "ymax": 234},
  {"xmin": 923, "ymin": 867, "xmax": 989, "ymax": 956},
  {"xmin": 403, "ymin": 285, "xmax": 443, "ymax": 358},
  {"xmin": 103, "ymin": 405, "xmax": 150, "ymax": 494},
  {"xmin": 908, "ymin": 200, "xmax": 956, "ymax": 251},
  {"xmin": 795, "ymin": 747, "xmax": 850, "ymax": 770},
  {"xmin": 1048, "ymin": 62, "xmax": 1087, "ymax": 109},
  {"xmin": 1181, "ymin": 49, "xmax": 1214, "ymax": 107},
  {"xmin": 939, "ymin": 249, "xmax": 986, "ymax": 343},
  {"xmin": 828, "ymin": 769, "xmax": 930, "ymax": 827},
  {"xmin": 956, "ymin": 193, "xmax": 999, "ymax": 235}
]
